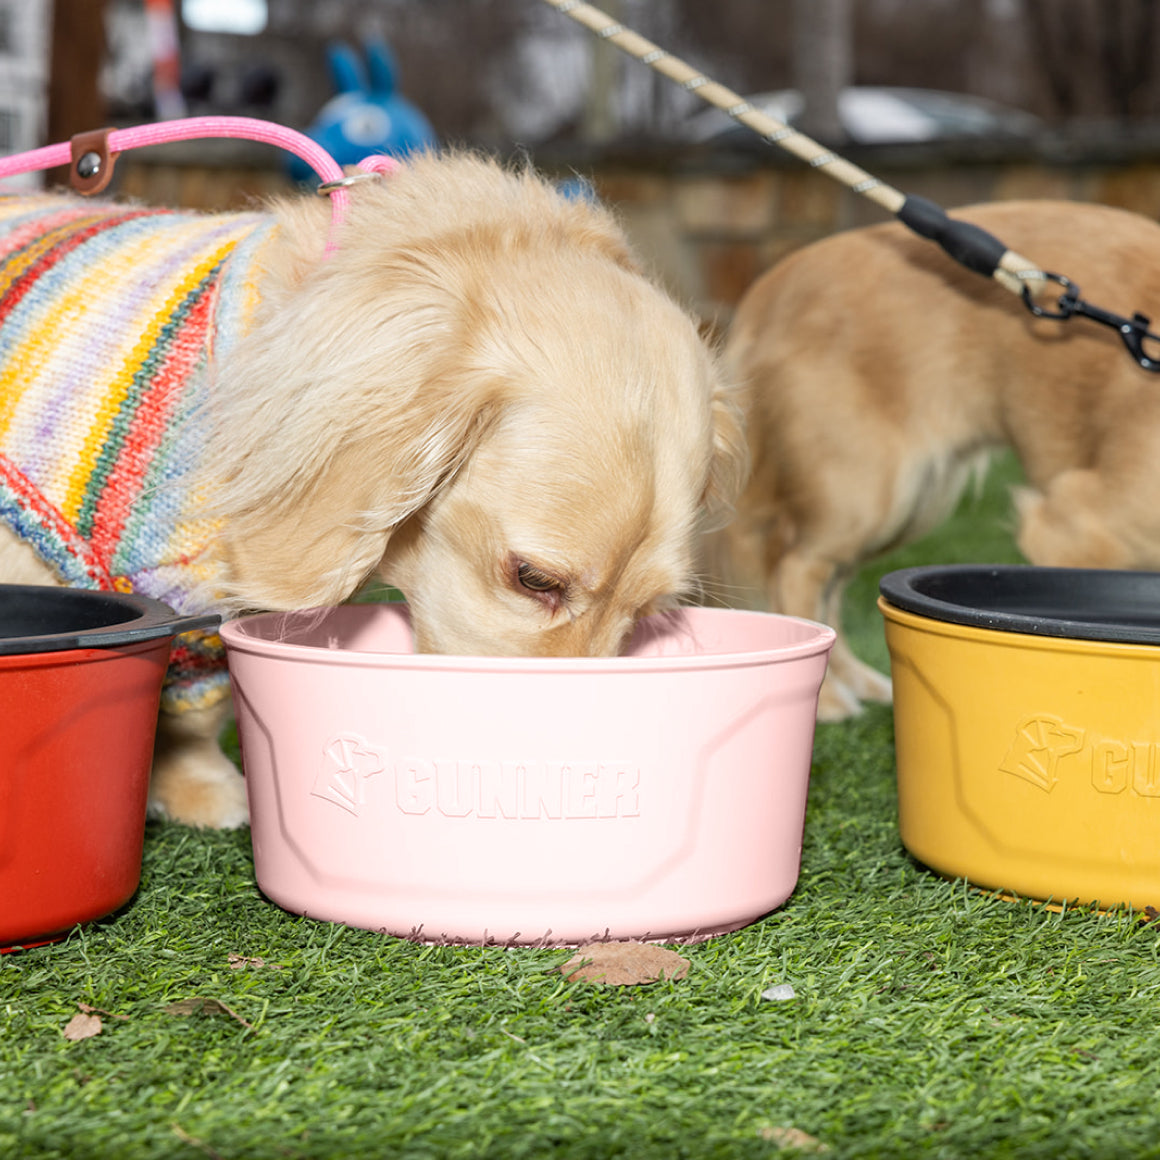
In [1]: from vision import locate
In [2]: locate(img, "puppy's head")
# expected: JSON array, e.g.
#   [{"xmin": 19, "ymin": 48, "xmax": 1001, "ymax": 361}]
[{"xmin": 209, "ymin": 153, "xmax": 745, "ymax": 656}]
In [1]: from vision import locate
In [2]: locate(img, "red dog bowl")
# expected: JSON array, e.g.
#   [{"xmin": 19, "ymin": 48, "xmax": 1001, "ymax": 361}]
[{"xmin": 0, "ymin": 586, "xmax": 217, "ymax": 951}]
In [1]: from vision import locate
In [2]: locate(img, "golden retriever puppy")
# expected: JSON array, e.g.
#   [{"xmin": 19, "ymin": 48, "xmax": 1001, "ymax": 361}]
[
  {"xmin": 0, "ymin": 151, "xmax": 746, "ymax": 828},
  {"xmin": 718, "ymin": 199, "xmax": 1160, "ymax": 721}
]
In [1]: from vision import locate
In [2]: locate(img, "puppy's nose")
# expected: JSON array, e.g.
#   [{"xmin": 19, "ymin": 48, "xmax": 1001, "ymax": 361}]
[
  {"xmin": 542, "ymin": 612, "xmax": 634, "ymax": 658},
  {"xmin": 588, "ymin": 614, "xmax": 636, "ymax": 658}
]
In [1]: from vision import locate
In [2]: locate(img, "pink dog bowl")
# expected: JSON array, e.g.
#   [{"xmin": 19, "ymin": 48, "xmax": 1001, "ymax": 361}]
[{"xmin": 220, "ymin": 605, "xmax": 834, "ymax": 945}]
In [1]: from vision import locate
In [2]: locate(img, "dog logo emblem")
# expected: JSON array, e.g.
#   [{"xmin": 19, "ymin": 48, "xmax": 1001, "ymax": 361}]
[
  {"xmin": 313, "ymin": 733, "xmax": 386, "ymax": 816},
  {"xmin": 998, "ymin": 715, "xmax": 1085, "ymax": 792}
]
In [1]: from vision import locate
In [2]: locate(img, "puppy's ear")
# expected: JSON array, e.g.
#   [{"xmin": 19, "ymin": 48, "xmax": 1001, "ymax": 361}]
[
  {"xmin": 207, "ymin": 219, "xmax": 504, "ymax": 613},
  {"xmin": 214, "ymin": 389, "xmax": 500, "ymax": 611},
  {"xmin": 215, "ymin": 439, "xmax": 395, "ymax": 612}
]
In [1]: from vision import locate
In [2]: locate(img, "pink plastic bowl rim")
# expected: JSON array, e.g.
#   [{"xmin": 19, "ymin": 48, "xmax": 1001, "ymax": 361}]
[{"xmin": 220, "ymin": 605, "xmax": 836, "ymax": 674}]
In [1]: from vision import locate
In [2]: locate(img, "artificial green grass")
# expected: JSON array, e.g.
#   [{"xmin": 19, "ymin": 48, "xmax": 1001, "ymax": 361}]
[{"xmin": 5, "ymin": 451, "xmax": 1160, "ymax": 1159}]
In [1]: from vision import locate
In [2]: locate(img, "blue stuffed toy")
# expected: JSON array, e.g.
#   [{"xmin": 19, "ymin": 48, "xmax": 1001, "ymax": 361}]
[{"xmin": 288, "ymin": 39, "xmax": 437, "ymax": 183}]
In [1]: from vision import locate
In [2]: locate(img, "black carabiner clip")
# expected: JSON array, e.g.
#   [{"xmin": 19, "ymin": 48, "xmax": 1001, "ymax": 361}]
[
  {"xmin": 1020, "ymin": 271, "xmax": 1077, "ymax": 320},
  {"xmin": 1022, "ymin": 272, "xmax": 1160, "ymax": 373},
  {"xmin": 1118, "ymin": 314, "xmax": 1160, "ymax": 373}
]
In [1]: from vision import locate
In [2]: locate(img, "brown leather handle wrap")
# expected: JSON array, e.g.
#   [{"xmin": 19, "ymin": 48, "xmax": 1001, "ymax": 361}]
[{"xmin": 69, "ymin": 128, "xmax": 118, "ymax": 196}]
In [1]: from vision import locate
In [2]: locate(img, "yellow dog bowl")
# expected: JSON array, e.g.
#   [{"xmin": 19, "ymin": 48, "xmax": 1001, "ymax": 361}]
[{"xmin": 879, "ymin": 565, "xmax": 1160, "ymax": 910}]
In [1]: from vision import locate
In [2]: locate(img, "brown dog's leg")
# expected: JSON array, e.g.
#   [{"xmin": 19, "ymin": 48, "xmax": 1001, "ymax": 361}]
[
  {"xmin": 772, "ymin": 549, "xmax": 886, "ymax": 720},
  {"xmin": 818, "ymin": 569, "xmax": 894, "ymax": 706},
  {"xmin": 720, "ymin": 490, "xmax": 895, "ymax": 720},
  {"xmin": 150, "ymin": 701, "xmax": 248, "ymax": 829},
  {"xmin": 1015, "ymin": 470, "xmax": 1142, "ymax": 570}
]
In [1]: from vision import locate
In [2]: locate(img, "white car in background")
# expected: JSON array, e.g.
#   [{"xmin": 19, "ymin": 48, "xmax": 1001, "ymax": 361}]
[{"xmin": 685, "ymin": 86, "xmax": 1042, "ymax": 146}]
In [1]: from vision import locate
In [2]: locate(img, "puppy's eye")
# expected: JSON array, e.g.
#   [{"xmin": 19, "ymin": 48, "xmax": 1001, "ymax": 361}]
[{"xmin": 516, "ymin": 561, "xmax": 562, "ymax": 594}]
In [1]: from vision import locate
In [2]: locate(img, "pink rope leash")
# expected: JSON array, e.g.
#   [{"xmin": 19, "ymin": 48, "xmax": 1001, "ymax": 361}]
[{"xmin": 0, "ymin": 115, "xmax": 400, "ymax": 257}]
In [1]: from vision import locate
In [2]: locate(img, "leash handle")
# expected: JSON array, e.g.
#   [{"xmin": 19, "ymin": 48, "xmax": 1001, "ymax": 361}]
[{"xmin": 0, "ymin": 115, "xmax": 399, "ymax": 257}]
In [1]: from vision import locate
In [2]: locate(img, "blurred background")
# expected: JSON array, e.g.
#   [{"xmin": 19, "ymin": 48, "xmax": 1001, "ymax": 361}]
[{"xmin": 5, "ymin": 0, "xmax": 1160, "ymax": 325}]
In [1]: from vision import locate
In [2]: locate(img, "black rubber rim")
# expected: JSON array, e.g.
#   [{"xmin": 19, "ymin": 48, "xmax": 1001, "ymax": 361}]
[
  {"xmin": 879, "ymin": 565, "xmax": 1160, "ymax": 645},
  {"xmin": 0, "ymin": 584, "xmax": 220, "ymax": 655}
]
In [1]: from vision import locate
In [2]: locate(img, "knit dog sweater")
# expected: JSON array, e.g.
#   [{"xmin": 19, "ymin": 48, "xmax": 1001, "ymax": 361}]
[{"xmin": 0, "ymin": 195, "xmax": 273, "ymax": 711}]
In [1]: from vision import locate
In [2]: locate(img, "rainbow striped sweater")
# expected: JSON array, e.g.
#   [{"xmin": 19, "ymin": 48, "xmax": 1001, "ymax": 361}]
[{"xmin": 0, "ymin": 196, "xmax": 273, "ymax": 711}]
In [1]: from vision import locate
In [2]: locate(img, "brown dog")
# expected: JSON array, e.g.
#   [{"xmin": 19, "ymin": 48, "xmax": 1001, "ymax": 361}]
[
  {"xmin": 718, "ymin": 199, "xmax": 1160, "ymax": 720},
  {"xmin": 0, "ymin": 151, "xmax": 746, "ymax": 827}
]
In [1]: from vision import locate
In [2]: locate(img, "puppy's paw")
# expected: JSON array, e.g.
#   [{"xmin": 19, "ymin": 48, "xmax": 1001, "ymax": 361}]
[
  {"xmin": 815, "ymin": 674, "xmax": 865, "ymax": 723},
  {"xmin": 149, "ymin": 744, "xmax": 249, "ymax": 830},
  {"xmin": 845, "ymin": 661, "xmax": 893, "ymax": 704}
]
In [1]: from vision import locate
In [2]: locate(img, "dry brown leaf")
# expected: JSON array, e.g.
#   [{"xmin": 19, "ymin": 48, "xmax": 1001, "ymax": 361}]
[
  {"xmin": 559, "ymin": 940, "xmax": 690, "ymax": 986},
  {"xmin": 164, "ymin": 998, "xmax": 253, "ymax": 1029},
  {"xmin": 171, "ymin": 1122, "xmax": 224, "ymax": 1159},
  {"xmin": 227, "ymin": 954, "xmax": 280, "ymax": 970},
  {"xmin": 62, "ymin": 1012, "xmax": 102, "ymax": 1041},
  {"xmin": 77, "ymin": 1002, "xmax": 128, "ymax": 1021},
  {"xmin": 759, "ymin": 1126, "xmax": 830, "ymax": 1153}
]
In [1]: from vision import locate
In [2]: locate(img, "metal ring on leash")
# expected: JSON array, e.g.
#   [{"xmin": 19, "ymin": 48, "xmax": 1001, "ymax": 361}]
[
  {"xmin": 1021, "ymin": 272, "xmax": 1077, "ymax": 320},
  {"xmin": 316, "ymin": 172, "xmax": 385, "ymax": 196}
]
